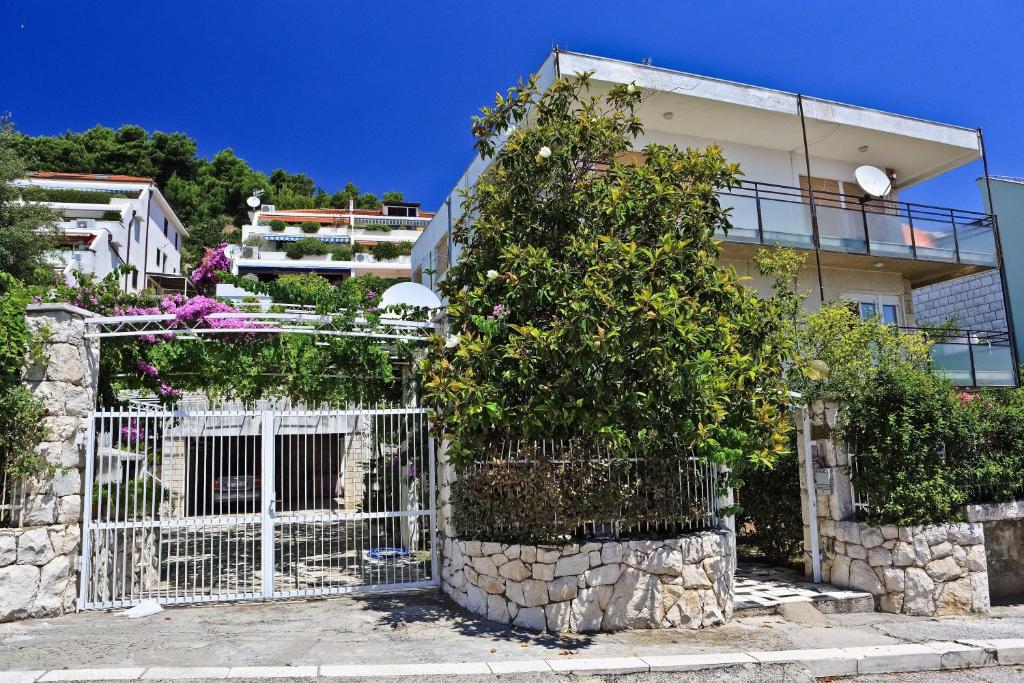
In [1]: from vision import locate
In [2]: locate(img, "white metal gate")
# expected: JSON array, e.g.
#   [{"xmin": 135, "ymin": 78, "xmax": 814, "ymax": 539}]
[{"xmin": 79, "ymin": 406, "xmax": 436, "ymax": 609}]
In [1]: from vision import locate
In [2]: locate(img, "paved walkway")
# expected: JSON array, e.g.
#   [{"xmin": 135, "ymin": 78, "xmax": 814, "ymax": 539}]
[
  {"xmin": 734, "ymin": 563, "xmax": 873, "ymax": 613},
  {"xmin": 1, "ymin": 590, "xmax": 1022, "ymax": 680}
]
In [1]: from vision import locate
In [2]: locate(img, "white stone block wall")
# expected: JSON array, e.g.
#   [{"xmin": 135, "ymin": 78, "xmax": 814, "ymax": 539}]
[
  {"xmin": 823, "ymin": 521, "xmax": 989, "ymax": 616},
  {"xmin": 912, "ymin": 270, "xmax": 1007, "ymax": 332},
  {"xmin": 796, "ymin": 400, "xmax": 991, "ymax": 617},
  {"xmin": 440, "ymin": 532, "xmax": 734, "ymax": 632},
  {"xmin": 0, "ymin": 304, "xmax": 98, "ymax": 622}
]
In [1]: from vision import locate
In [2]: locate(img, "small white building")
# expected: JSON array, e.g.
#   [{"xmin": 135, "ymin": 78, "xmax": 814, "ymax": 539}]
[
  {"xmin": 18, "ymin": 172, "xmax": 188, "ymax": 293},
  {"xmin": 231, "ymin": 200, "xmax": 432, "ymax": 283}
]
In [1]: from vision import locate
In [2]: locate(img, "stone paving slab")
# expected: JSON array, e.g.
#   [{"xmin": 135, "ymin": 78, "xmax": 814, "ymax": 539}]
[{"xmin": 734, "ymin": 563, "xmax": 873, "ymax": 613}]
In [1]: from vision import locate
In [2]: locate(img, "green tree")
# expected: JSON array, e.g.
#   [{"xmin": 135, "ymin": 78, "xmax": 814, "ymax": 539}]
[
  {"xmin": 422, "ymin": 73, "xmax": 792, "ymax": 475},
  {"xmin": 0, "ymin": 121, "xmax": 59, "ymax": 284},
  {"xmin": 381, "ymin": 191, "xmax": 404, "ymax": 203}
]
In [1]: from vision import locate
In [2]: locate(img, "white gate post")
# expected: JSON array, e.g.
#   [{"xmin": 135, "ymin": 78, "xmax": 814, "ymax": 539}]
[
  {"xmin": 260, "ymin": 410, "xmax": 276, "ymax": 599},
  {"xmin": 77, "ymin": 413, "xmax": 97, "ymax": 610}
]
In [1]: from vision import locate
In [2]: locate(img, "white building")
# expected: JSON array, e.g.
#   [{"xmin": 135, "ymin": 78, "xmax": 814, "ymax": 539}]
[
  {"xmin": 413, "ymin": 50, "xmax": 1015, "ymax": 387},
  {"xmin": 232, "ymin": 200, "xmax": 432, "ymax": 282},
  {"xmin": 18, "ymin": 172, "xmax": 188, "ymax": 293}
]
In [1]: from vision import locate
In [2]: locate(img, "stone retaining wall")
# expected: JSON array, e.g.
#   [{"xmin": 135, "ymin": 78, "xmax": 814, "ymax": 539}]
[
  {"xmin": 440, "ymin": 531, "xmax": 734, "ymax": 632},
  {"xmin": 965, "ymin": 499, "xmax": 1024, "ymax": 603},
  {"xmin": 0, "ymin": 304, "xmax": 97, "ymax": 622},
  {"xmin": 821, "ymin": 520, "xmax": 989, "ymax": 616}
]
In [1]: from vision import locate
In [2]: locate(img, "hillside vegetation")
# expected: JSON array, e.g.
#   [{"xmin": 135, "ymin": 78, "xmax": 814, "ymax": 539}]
[{"xmin": 14, "ymin": 124, "xmax": 405, "ymax": 267}]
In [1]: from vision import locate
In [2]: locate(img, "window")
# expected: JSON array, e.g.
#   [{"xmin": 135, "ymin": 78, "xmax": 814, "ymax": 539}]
[
  {"xmin": 435, "ymin": 234, "xmax": 449, "ymax": 277},
  {"xmin": 799, "ymin": 175, "xmax": 842, "ymax": 208},
  {"xmin": 134, "ymin": 219, "xmax": 141, "ymax": 241},
  {"xmin": 413, "ymin": 267, "xmax": 423, "ymax": 284},
  {"xmin": 131, "ymin": 271, "xmax": 138, "ymax": 289},
  {"xmin": 163, "ymin": 218, "xmax": 169, "ymax": 238},
  {"xmin": 848, "ymin": 292, "xmax": 902, "ymax": 326}
]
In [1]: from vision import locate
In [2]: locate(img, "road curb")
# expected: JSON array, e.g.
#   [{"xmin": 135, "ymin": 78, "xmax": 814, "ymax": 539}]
[{"xmin": 2, "ymin": 639, "xmax": 1022, "ymax": 681}]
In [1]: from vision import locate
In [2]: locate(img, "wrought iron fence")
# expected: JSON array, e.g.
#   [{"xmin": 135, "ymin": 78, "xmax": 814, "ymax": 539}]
[{"xmin": 453, "ymin": 439, "xmax": 723, "ymax": 543}]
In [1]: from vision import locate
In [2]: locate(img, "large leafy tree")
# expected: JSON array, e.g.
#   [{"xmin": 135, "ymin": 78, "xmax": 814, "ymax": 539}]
[{"xmin": 422, "ymin": 73, "xmax": 793, "ymax": 474}]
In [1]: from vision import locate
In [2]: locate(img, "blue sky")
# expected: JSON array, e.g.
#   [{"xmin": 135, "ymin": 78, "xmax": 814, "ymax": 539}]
[{"xmin": 2, "ymin": 1, "xmax": 1023, "ymax": 212}]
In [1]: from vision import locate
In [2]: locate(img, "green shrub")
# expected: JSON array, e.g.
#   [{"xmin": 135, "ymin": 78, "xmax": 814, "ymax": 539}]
[
  {"xmin": 101, "ymin": 210, "xmax": 122, "ymax": 221},
  {"xmin": 269, "ymin": 220, "xmax": 287, "ymax": 232},
  {"xmin": 284, "ymin": 238, "xmax": 329, "ymax": 259},
  {"xmin": 844, "ymin": 363, "xmax": 974, "ymax": 525},
  {"xmin": 370, "ymin": 242, "xmax": 401, "ymax": 261},
  {"xmin": 21, "ymin": 186, "xmax": 115, "ymax": 204},
  {"xmin": 360, "ymin": 223, "xmax": 392, "ymax": 233},
  {"xmin": 300, "ymin": 221, "xmax": 321, "ymax": 234},
  {"xmin": 736, "ymin": 434, "xmax": 804, "ymax": 566},
  {"xmin": 330, "ymin": 245, "xmax": 353, "ymax": 261}
]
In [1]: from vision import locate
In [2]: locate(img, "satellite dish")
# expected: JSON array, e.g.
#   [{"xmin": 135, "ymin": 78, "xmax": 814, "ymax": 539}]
[
  {"xmin": 854, "ymin": 165, "xmax": 892, "ymax": 198},
  {"xmin": 246, "ymin": 195, "xmax": 262, "ymax": 209},
  {"xmin": 379, "ymin": 282, "xmax": 442, "ymax": 317}
]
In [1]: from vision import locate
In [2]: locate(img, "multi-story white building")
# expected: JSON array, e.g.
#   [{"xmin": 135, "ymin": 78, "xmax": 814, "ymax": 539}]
[
  {"xmin": 17, "ymin": 171, "xmax": 188, "ymax": 293},
  {"xmin": 232, "ymin": 200, "xmax": 432, "ymax": 282},
  {"xmin": 413, "ymin": 50, "xmax": 1017, "ymax": 387}
]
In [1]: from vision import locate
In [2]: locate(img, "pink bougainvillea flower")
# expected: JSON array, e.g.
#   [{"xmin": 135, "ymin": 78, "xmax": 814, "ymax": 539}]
[{"xmin": 189, "ymin": 243, "xmax": 233, "ymax": 287}]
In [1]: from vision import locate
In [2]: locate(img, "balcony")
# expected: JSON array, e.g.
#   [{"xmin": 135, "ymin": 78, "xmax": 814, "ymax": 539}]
[
  {"xmin": 716, "ymin": 181, "xmax": 998, "ymax": 286},
  {"xmin": 909, "ymin": 327, "xmax": 1015, "ymax": 387}
]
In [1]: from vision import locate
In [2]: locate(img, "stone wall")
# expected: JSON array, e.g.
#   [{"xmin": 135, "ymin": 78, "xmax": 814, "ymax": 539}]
[
  {"xmin": 965, "ymin": 500, "xmax": 1024, "ymax": 603},
  {"xmin": 440, "ymin": 531, "xmax": 734, "ymax": 633},
  {"xmin": 796, "ymin": 401, "xmax": 991, "ymax": 617},
  {"xmin": 821, "ymin": 520, "xmax": 989, "ymax": 616},
  {"xmin": 912, "ymin": 270, "xmax": 1007, "ymax": 333},
  {"xmin": 0, "ymin": 304, "xmax": 97, "ymax": 622}
]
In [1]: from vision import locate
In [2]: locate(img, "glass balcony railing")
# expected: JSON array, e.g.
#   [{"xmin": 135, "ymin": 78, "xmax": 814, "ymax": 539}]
[
  {"xmin": 714, "ymin": 180, "xmax": 998, "ymax": 267},
  {"xmin": 909, "ymin": 327, "xmax": 1015, "ymax": 387}
]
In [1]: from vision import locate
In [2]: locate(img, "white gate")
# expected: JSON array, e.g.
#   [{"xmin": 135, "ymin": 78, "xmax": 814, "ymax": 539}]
[{"xmin": 79, "ymin": 406, "xmax": 436, "ymax": 609}]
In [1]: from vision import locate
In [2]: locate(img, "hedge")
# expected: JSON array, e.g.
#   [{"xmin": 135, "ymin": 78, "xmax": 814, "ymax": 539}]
[
  {"xmin": 269, "ymin": 220, "xmax": 287, "ymax": 232},
  {"xmin": 330, "ymin": 245, "xmax": 353, "ymax": 261},
  {"xmin": 360, "ymin": 223, "xmax": 392, "ymax": 233},
  {"xmin": 300, "ymin": 221, "xmax": 321, "ymax": 234},
  {"xmin": 101, "ymin": 210, "xmax": 122, "ymax": 221},
  {"xmin": 21, "ymin": 186, "xmax": 119, "ymax": 204},
  {"xmin": 284, "ymin": 238, "xmax": 330, "ymax": 259}
]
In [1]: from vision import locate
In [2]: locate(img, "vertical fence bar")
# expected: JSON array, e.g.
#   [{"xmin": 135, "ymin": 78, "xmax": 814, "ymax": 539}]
[
  {"xmin": 260, "ymin": 410, "xmax": 275, "ymax": 599},
  {"xmin": 428, "ymin": 422, "xmax": 438, "ymax": 585},
  {"xmin": 78, "ymin": 413, "xmax": 97, "ymax": 609}
]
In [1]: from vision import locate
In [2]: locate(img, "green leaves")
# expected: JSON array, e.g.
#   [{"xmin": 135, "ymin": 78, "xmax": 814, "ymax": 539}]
[{"xmin": 422, "ymin": 74, "xmax": 792, "ymax": 480}]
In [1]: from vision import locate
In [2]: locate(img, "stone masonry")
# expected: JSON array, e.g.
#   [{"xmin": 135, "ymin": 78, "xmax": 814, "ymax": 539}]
[
  {"xmin": 913, "ymin": 270, "xmax": 1007, "ymax": 333},
  {"xmin": 796, "ymin": 401, "xmax": 990, "ymax": 617},
  {"xmin": 441, "ymin": 532, "xmax": 734, "ymax": 633},
  {"xmin": 822, "ymin": 520, "xmax": 989, "ymax": 616},
  {"xmin": 0, "ymin": 304, "xmax": 98, "ymax": 622}
]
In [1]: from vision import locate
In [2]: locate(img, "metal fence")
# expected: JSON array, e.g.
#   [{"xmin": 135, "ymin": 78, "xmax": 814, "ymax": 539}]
[
  {"xmin": 79, "ymin": 406, "xmax": 435, "ymax": 609},
  {"xmin": 0, "ymin": 467, "xmax": 29, "ymax": 529},
  {"xmin": 457, "ymin": 440, "xmax": 723, "ymax": 541}
]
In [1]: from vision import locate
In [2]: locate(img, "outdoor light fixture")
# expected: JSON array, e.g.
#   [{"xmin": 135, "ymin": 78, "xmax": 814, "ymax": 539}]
[{"xmin": 859, "ymin": 145, "xmax": 870, "ymax": 153}]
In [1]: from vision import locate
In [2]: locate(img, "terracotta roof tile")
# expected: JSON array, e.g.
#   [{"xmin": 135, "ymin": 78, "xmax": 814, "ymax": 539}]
[{"xmin": 28, "ymin": 171, "xmax": 154, "ymax": 184}]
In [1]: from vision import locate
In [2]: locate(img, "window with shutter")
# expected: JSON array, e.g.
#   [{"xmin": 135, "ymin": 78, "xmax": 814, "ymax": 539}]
[
  {"xmin": 435, "ymin": 235, "xmax": 449, "ymax": 277},
  {"xmin": 799, "ymin": 175, "xmax": 842, "ymax": 208}
]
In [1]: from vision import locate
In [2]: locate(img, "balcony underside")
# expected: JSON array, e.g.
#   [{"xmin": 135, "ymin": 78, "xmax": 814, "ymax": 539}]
[{"xmin": 719, "ymin": 240, "xmax": 995, "ymax": 288}]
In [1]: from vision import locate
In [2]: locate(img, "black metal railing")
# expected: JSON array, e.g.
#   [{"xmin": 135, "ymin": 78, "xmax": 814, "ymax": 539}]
[
  {"xmin": 716, "ymin": 180, "xmax": 998, "ymax": 267},
  {"xmin": 903, "ymin": 326, "xmax": 1014, "ymax": 387}
]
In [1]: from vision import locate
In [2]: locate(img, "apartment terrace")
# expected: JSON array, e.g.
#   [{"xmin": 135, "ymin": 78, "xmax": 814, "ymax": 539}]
[{"xmin": 717, "ymin": 180, "xmax": 998, "ymax": 287}]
